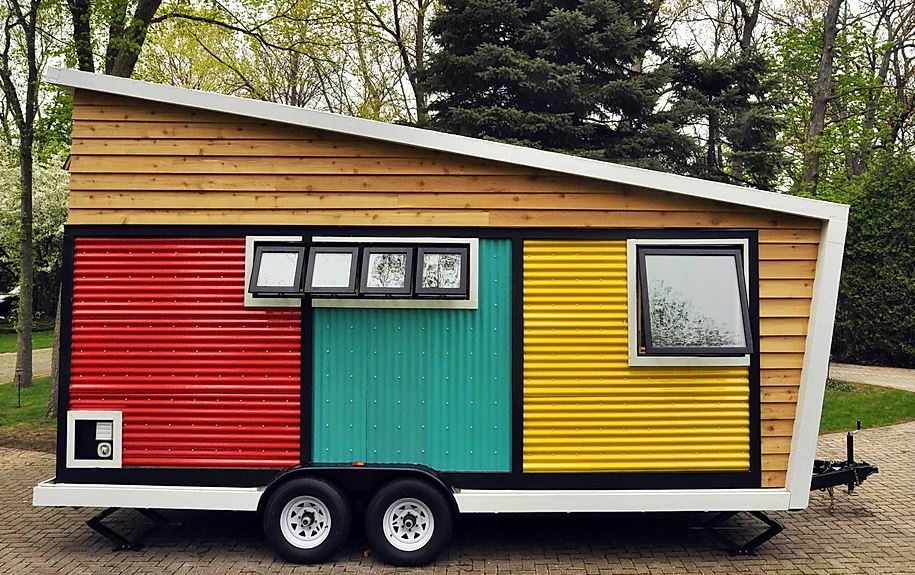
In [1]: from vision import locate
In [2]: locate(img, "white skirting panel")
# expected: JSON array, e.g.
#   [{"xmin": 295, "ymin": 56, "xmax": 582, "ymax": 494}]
[
  {"xmin": 32, "ymin": 479, "xmax": 263, "ymax": 511},
  {"xmin": 34, "ymin": 478, "xmax": 792, "ymax": 514},
  {"xmin": 453, "ymin": 489, "xmax": 792, "ymax": 513}
]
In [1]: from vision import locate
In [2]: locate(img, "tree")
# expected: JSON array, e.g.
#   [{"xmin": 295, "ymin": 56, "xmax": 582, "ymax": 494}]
[
  {"xmin": 800, "ymin": 0, "xmax": 841, "ymax": 192},
  {"xmin": 0, "ymin": 0, "xmax": 44, "ymax": 388},
  {"xmin": 134, "ymin": 0, "xmax": 411, "ymax": 121},
  {"xmin": 67, "ymin": 0, "xmax": 163, "ymax": 76},
  {"xmin": 364, "ymin": 0, "xmax": 436, "ymax": 122},
  {"xmin": 770, "ymin": 0, "xmax": 915, "ymax": 199},
  {"xmin": 669, "ymin": 49, "xmax": 782, "ymax": 188},
  {"xmin": 424, "ymin": 0, "xmax": 678, "ymax": 163},
  {"xmin": 832, "ymin": 153, "xmax": 915, "ymax": 367}
]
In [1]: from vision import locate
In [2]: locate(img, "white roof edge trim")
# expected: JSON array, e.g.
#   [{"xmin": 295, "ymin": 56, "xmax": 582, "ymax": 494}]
[{"xmin": 47, "ymin": 66, "xmax": 848, "ymax": 223}]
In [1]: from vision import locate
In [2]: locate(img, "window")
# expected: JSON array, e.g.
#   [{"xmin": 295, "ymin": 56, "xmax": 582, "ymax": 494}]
[
  {"xmin": 636, "ymin": 245, "xmax": 753, "ymax": 356},
  {"xmin": 415, "ymin": 246, "xmax": 469, "ymax": 297},
  {"xmin": 245, "ymin": 236, "xmax": 480, "ymax": 309},
  {"xmin": 305, "ymin": 246, "xmax": 358, "ymax": 295},
  {"xmin": 360, "ymin": 247, "xmax": 413, "ymax": 295},
  {"xmin": 248, "ymin": 244, "xmax": 305, "ymax": 295}
]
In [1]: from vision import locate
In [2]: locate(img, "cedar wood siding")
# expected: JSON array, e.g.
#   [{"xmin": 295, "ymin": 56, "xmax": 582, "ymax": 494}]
[{"xmin": 66, "ymin": 89, "xmax": 820, "ymax": 488}]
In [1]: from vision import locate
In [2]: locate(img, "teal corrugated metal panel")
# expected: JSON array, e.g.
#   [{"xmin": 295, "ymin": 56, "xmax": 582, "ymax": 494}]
[{"xmin": 312, "ymin": 239, "xmax": 511, "ymax": 472}]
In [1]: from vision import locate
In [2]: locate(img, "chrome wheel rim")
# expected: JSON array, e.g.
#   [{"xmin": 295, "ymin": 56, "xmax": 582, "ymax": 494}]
[
  {"xmin": 382, "ymin": 497, "xmax": 435, "ymax": 552},
  {"xmin": 280, "ymin": 495, "xmax": 332, "ymax": 549}
]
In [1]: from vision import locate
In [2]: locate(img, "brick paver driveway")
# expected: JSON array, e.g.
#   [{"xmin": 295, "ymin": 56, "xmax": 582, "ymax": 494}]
[{"xmin": 3, "ymin": 422, "xmax": 913, "ymax": 574}]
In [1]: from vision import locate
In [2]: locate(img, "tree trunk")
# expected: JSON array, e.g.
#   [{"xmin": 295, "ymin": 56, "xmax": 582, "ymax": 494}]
[
  {"xmin": 45, "ymin": 289, "xmax": 61, "ymax": 418},
  {"xmin": 15, "ymin": 128, "xmax": 34, "ymax": 388},
  {"xmin": 106, "ymin": 0, "xmax": 162, "ymax": 77},
  {"xmin": 67, "ymin": 0, "xmax": 95, "ymax": 72},
  {"xmin": 413, "ymin": 2, "xmax": 427, "ymax": 124},
  {"xmin": 801, "ymin": 0, "xmax": 843, "ymax": 192},
  {"xmin": 707, "ymin": 109, "xmax": 719, "ymax": 174}
]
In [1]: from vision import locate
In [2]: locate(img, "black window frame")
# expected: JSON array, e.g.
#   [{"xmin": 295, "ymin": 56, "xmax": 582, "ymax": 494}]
[
  {"xmin": 414, "ymin": 245, "xmax": 470, "ymax": 298},
  {"xmin": 637, "ymin": 245, "xmax": 754, "ymax": 356},
  {"xmin": 304, "ymin": 245, "xmax": 360, "ymax": 296},
  {"xmin": 359, "ymin": 246, "xmax": 414, "ymax": 296},
  {"xmin": 248, "ymin": 243, "xmax": 306, "ymax": 296}
]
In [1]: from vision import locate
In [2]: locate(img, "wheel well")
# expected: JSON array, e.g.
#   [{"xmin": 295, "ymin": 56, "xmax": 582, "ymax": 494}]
[{"xmin": 257, "ymin": 465, "xmax": 457, "ymax": 517}]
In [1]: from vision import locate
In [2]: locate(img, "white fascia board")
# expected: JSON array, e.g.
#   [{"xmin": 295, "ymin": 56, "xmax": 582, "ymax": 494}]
[
  {"xmin": 454, "ymin": 489, "xmax": 791, "ymax": 513},
  {"xmin": 46, "ymin": 66, "xmax": 847, "ymax": 223},
  {"xmin": 33, "ymin": 479, "xmax": 262, "ymax": 511},
  {"xmin": 786, "ymin": 213, "xmax": 849, "ymax": 509}
]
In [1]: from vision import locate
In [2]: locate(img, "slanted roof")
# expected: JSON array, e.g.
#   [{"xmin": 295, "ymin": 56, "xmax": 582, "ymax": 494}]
[{"xmin": 46, "ymin": 66, "xmax": 847, "ymax": 223}]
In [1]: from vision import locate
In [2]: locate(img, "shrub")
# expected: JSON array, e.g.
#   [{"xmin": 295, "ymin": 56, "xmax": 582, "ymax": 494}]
[{"xmin": 832, "ymin": 154, "xmax": 915, "ymax": 367}]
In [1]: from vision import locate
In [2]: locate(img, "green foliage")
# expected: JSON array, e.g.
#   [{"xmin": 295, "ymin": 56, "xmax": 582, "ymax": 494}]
[
  {"xmin": 772, "ymin": 21, "xmax": 901, "ymax": 200},
  {"xmin": 0, "ymin": 159, "xmax": 69, "ymax": 316},
  {"xmin": 832, "ymin": 154, "xmax": 915, "ymax": 367},
  {"xmin": 425, "ymin": 0, "xmax": 690, "ymax": 166},
  {"xmin": 34, "ymin": 89, "xmax": 73, "ymax": 163},
  {"xmin": 820, "ymin": 381, "xmax": 915, "ymax": 433}
]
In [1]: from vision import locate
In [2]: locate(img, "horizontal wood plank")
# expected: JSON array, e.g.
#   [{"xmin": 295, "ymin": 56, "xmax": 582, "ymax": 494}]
[
  {"xmin": 761, "ymin": 402, "xmax": 798, "ymax": 420},
  {"xmin": 69, "ymin": 191, "xmax": 758, "ymax": 213},
  {"xmin": 759, "ymin": 243, "xmax": 819, "ymax": 260},
  {"xmin": 761, "ymin": 369, "xmax": 803, "ymax": 386},
  {"xmin": 759, "ymin": 317, "xmax": 809, "ymax": 336},
  {"xmin": 760, "ymin": 336, "xmax": 808, "ymax": 353},
  {"xmin": 73, "ymin": 104, "xmax": 269, "ymax": 124},
  {"xmin": 72, "ymin": 120, "xmax": 334, "ymax": 140},
  {"xmin": 759, "ymin": 298, "xmax": 812, "ymax": 318},
  {"xmin": 761, "ymin": 353, "xmax": 806, "ymax": 369},
  {"xmin": 68, "ymin": 208, "xmax": 492, "ymax": 226},
  {"xmin": 762, "ymin": 470, "xmax": 787, "ymax": 487},
  {"xmin": 758, "ymin": 228, "xmax": 821, "ymax": 244},
  {"xmin": 759, "ymin": 279, "xmax": 813, "ymax": 298},
  {"xmin": 68, "ymin": 154, "xmax": 540, "ymax": 177},
  {"xmin": 761, "ymin": 419, "xmax": 795, "ymax": 437},
  {"xmin": 69, "ymin": 173, "xmax": 623, "ymax": 193},
  {"xmin": 71, "ymin": 138, "xmax": 439, "ymax": 158},
  {"xmin": 762, "ymin": 453, "xmax": 790, "ymax": 470},
  {"xmin": 761, "ymin": 436, "xmax": 792, "ymax": 454},
  {"xmin": 760, "ymin": 386, "xmax": 800, "ymax": 403},
  {"xmin": 759, "ymin": 260, "xmax": 817, "ymax": 279}
]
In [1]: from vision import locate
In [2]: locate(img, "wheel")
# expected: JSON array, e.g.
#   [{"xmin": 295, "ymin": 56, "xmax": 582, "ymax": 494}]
[
  {"xmin": 364, "ymin": 478, "xmax": 454, "ymax": 566},
  {"xmin": 262, "ymin": 477, "xmax": 351, "ymax": 564}
]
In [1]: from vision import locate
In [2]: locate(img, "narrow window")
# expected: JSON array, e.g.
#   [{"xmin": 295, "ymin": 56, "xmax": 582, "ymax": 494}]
[
  {"xmin": 415, "ymin": 246, "xmax": 469, "ymax": 297},
  {"xmin": 248, "ymin": 244, "xmax": 305, "ymax": 295},
  {"xmin": 360, "ymin": 247, "xmax": 413, "ymax": 295},
  {"xmin": 304, "ymin": 246, "xmax": 359, "ymax": 295},
  {"xmin": 637, "ymin": 246, "xmax": 753, "ymax": 356}
]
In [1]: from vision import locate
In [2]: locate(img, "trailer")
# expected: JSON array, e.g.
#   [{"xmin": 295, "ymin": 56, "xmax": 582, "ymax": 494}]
[{"xmin": 33, "ymin": 67, "xmax": 852, "ymax": 566}]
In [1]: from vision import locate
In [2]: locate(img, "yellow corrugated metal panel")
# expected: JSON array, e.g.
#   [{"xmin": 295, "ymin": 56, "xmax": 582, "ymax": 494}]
[{"xmin": 522, "ymin": 240, "xmax": 750, "ymax": 473}]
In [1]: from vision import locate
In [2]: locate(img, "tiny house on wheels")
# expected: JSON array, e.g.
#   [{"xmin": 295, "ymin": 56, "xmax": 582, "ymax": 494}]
[{"xmin": 33, "ymin": 67, "xmax": 849, "ymax": 566}]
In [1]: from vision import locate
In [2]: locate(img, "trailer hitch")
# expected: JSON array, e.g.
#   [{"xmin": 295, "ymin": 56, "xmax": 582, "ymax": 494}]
[{"xmin": 810, "ymin": 420, "xmax": 879, "ymax": 493}]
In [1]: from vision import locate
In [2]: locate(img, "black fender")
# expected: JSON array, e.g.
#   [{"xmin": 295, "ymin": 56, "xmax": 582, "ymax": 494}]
[{"xmin": 257, "ymin": 463, "xmax": 458, "ymax": 517}]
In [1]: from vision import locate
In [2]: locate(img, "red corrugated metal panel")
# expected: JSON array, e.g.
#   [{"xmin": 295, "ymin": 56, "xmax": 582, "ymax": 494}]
[{"xmin": 68, "ymin": 237, "xmax": 301, "ymax": 468}]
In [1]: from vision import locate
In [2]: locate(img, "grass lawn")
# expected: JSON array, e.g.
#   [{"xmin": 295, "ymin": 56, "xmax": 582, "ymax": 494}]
[
  {"xmin": 820, "ymin": 379, "xmax": 915, "ymax": 433},
  {"xmin": 0, "ymin": 376, "xmax": 55, "ymax": 452},
  {"xmin": 0, "ymin": 330, "xmax": 54, "ymax": 353}
]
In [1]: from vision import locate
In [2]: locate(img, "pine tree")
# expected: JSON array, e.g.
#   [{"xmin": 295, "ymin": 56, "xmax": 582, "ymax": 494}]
[
  {"xmin": 668, "ymin": 50, "xmax": 783, "ymax": 189},
  {"xmin": 425, "ymin": 0, "xmax": 691, "ymax": 167}
]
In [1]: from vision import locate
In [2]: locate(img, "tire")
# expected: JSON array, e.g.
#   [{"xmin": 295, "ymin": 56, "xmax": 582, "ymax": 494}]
[
  {"xmin": 364, "ymin": 478, "xmax": 454, "ymax": 566},
  {"xmin": 262, "ymin": 477, "xmax": 351, "ymax": 564}
]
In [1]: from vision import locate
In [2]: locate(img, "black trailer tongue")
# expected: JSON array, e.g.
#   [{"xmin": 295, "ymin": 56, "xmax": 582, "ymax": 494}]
[{"xmin": 811, "ymin": 420, "xmax": 879, "ymax": 493}]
